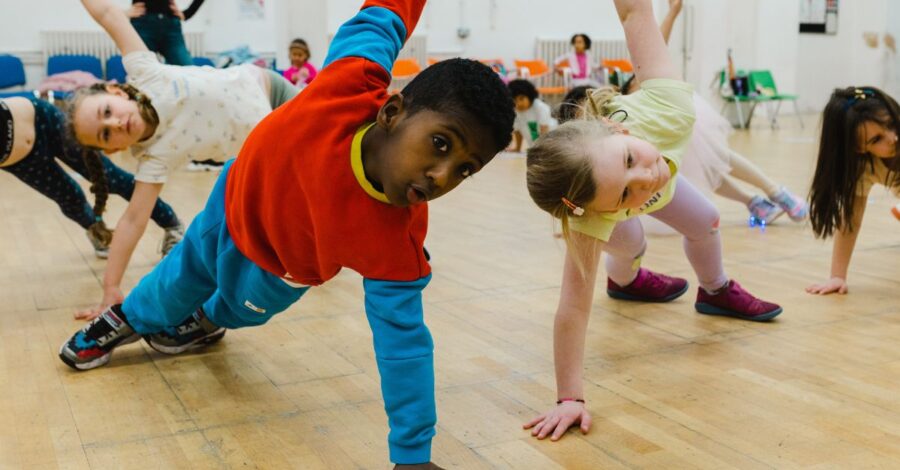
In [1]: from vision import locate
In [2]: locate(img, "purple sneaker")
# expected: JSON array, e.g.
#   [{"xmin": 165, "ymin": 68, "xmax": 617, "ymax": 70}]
[
  {"xmin": 607, "ymin": 268, "xmax": 689, "ymax": 303},
  {"xmin": 695, "ymin": 280, "xmax": 782, "ymax": 321},
  {"xmin": 770, "ymin": 187, "xmax": 808, "ymax": 222}
]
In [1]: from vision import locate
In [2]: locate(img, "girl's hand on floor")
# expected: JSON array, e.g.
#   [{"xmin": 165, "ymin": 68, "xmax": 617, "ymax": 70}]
[
  {"xmin": 75, "ymin": 287, "xmax": 124, "ymax": 321},
  {"xmin": 523, "ymin": 401, "xmax": 592, "ymax": 441},
  {"xmin": 805, "ymin": 277, "xmax": 848, "ymax": 295}
]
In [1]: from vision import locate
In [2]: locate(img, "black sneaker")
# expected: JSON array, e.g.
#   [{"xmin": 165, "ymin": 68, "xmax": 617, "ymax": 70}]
[
  {"xmin": 160, "ymin": 223, "xmax": 184, "ymax": 258},
  {"xmin": 59, "ymin": 305, "xmax": 140, "ymax": 370},
  {"xmin": 86, "ymin": 227, "xmax": 110, "ymax": 259},
  {"xmin": 144, "ymin": 307, "xmax": 226, "ymax": 355}
]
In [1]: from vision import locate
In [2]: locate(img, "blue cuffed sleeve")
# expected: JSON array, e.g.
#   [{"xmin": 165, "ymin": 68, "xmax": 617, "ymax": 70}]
[
  {"xmin": 363, "ymin": 274, "xmax": 434, "ymax": 464},
  {"xmin": 323, "ymin": 6, "xmax": 406, "ymax": 73}
]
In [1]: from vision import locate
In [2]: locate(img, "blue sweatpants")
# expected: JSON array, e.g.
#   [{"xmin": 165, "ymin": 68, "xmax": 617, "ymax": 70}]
[{"xmin": 123, "ymin": 160, "xmax": 307, "ymax": 333}]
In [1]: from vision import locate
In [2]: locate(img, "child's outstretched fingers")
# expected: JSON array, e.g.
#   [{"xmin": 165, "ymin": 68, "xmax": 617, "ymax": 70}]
[
  {"xmin": 806, "ymin": 277, "xmax": 848, "ymax": 295},
  {"xmin": 525, "ymin": 402, "xmax": 590, "ymax": 442},
  {"xmin": 523, "ymin": 412, "xmax": 548, "ymax": 430},
  {"xmin": 74, "ymin": 305, "xmax": 103, "ymax": 321}
]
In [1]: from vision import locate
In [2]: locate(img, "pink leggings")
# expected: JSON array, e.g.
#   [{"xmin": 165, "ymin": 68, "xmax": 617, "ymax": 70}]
[{"xmin": 604, "ymin": 175, "xmax": 729, "ymax": 291}]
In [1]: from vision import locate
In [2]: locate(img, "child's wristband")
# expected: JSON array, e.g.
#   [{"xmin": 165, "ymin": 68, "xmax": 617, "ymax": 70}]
[{"xmin": 556, "ymin": 398, "xmax": 585, "ymax": 405}]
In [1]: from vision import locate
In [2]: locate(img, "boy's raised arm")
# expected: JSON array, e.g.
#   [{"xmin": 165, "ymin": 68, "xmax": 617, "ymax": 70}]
[{"xmin": 323, "ymin": 0, "xmax": 427, "ymax": 73}]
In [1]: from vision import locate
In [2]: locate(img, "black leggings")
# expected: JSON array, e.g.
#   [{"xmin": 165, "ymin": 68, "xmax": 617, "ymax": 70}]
[{"xmin": 1, "ymin": 98, "xmax": 180, "ymax": 230}]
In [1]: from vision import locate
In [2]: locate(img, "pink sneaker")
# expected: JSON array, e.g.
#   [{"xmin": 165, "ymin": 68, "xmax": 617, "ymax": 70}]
[
  {"xmin": 695, "ymin": 280, "xmax": 782, "ymax": 321},
  {"xmin": 769, "ymin": 187, "xmax": 808, "ymax": 222},
  {"xmin": 607, "ymin": 268, "xmax": 689, "ymax": 303}
]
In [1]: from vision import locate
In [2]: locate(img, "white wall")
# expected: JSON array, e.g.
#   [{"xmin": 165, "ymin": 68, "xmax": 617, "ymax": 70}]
[
  {"xmin": 796, "ymin": 0, "xmax": 890, "ymax": 112},
  {"xmin": 323, "ymin": 0, "xmax": 625, "ymax": 68},
  {"xmin": 1, "ymin": 0, "xmax": 894, "ymax": 106},
  {"xmin": 887, "ymin": 1, "xmax": 900, "ymax": 98}
]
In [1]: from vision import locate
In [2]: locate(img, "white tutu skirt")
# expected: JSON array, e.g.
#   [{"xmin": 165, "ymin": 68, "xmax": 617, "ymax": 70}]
[
  {"xmin": 679, "ymin": 93, "xmax": 734, "ymax": 194},
  {"xmin": 643, "ymin": 94, "xmax": 733, "ymax": 236}
]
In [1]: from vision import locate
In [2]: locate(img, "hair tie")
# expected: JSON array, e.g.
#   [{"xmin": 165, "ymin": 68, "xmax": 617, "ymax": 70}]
[
  {"xmin": 608, "ymin": 109, "xmax": 629, "ymax": 123},
  {"xmin": 561, "ymin": 197, "xmax": 585, "ymax": 216},
  {"xmin": 844, "ymin": 88, "xmax": 875, "ymax": 110}
]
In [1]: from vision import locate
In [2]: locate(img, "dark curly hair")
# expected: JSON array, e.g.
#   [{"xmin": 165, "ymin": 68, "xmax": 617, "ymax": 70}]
[
  {"xmin": 507, "ymin": 79, "xmax": 539, "ymax": 105},
  {"xmin": 556, "ymin": 85, "xmax": 591, "ymax": 123},
  {"xmin": 401, "ymin": 58, "xmax": 515, "ymax": 152},
  {"xmin": 571, "ymin": 33, "xmax": 592, "ymax": 50}
]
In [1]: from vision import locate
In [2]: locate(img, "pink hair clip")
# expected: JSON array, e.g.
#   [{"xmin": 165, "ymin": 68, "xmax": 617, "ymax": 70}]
[{"xmin": 561, "ymin": 197, "xmax": 585, "ymax": 216}]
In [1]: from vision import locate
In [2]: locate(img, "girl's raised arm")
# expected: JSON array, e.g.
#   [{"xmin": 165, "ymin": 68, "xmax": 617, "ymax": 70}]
[
  {"xmin": 613, "ymin": 0, "xmax": 678, "ymax": 83},
  {"xmin": 81, "ymin": 0, "xmax": 149, "ymax": 56}
]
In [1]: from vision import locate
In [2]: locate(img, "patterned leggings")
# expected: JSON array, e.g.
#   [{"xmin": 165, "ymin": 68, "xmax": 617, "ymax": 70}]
[
  {"xmin": 3, "ymin": 151, "xmax": 181, "ymax": 230},
  {"xmin": 2, "ymin": 98, "xmax": 180, "ymax": 230},
  {"xmin": 604, "ymin": 175, "xmax": 729, "ymax": 292}
]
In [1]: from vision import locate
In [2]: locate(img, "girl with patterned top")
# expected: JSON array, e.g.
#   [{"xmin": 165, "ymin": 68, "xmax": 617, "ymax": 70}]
[
  {"xmin": 68, "ymin": 0, "xmax": 299, "ymax": 321},
  {"xmin": 0, "ymin": 97, "xmax": 180, "ymax": 259}
]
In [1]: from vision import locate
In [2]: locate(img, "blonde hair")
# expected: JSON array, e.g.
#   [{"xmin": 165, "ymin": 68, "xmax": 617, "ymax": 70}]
[{"xmin": 525, "ymin": 86, "xmax": 622, "ymax": 245}]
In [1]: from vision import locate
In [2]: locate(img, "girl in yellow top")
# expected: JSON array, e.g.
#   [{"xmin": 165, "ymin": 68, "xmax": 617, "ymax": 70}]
[{"xmin": 522, "ymin": 0, "xmax": 782, "ymax": 441}]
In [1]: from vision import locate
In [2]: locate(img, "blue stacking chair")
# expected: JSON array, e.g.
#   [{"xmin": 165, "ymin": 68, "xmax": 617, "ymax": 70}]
[
  {"xmin": 0, "ymin": 54, "xmax": 35, "ymax": 98},
  {"xmin": 105, "ymin": 55, "xmax": 127, "ymax": 83},
  {"xmin": 47, "ymin": 54, "xmax": 103, "ymax": 79}
]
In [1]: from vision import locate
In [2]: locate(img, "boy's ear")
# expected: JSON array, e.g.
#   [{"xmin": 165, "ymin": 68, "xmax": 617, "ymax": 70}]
[{"xmin": 376, "ymin": 93, "xmax": 405, "ymax": 131}]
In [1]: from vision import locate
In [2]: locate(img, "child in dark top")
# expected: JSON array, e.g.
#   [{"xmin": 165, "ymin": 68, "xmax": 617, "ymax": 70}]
[{"xmin": 0, "ymin": 97, "xmax": 179, "ymax": 258}]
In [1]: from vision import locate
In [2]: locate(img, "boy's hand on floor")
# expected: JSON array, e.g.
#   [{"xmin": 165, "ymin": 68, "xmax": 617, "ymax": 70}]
[
  {"xmin": 394, "ymin": 463, "xmax": 445, "ymax": 470},
  {"xmin": 523, "ymin": 401, "xmax": 592, "ymax": 441}
]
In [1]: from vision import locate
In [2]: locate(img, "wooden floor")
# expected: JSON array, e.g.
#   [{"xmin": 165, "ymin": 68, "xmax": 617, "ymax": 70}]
[{"xmin": 1, "ymin": 115, "xmax": 899, "ymax": 469}]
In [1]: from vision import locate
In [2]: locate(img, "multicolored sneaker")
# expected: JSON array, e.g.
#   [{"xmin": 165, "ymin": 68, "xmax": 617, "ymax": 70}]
[
  {"xmin": 59, "ymin": 305, "xmax": 140, "ymax": 370},
  {"xmin": 86, "ymin": 229, "xmax": 109, "ymax": 259},
  {"xmin": 747, "ymin": 196, "xmax": 783, "ymax": 227},
  {"xmin": 607, "ymin": 268, "xmax": 689, "ymax": 303},
  {"xmin": 769, "ymin": 187, "xmax": 808, "ymax": 222},
  {"xmin": 160, "ymin": 224, "xmax": 185, "ymax": 258},
  {"xmin": 144, "ymin": 308, "xmax": 226, "ymax": 355},
  {"xmin": 695, "ymin": 280, "xmax": 782, "ymax": 321}
]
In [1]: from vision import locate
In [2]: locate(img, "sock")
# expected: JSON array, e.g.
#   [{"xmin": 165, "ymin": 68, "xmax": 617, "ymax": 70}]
[{"xmin": 702, "ymin": 280, "xmax": 730, "ymax": 296}]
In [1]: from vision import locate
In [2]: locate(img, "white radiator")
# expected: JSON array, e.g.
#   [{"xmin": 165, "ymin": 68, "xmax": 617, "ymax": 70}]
[
  {"xmin": 40, "ymin": 30, "xmax": 206, "ymax": 64},
  {"xmin": 534, "ymin": 37, "xmax": 629, "ymax": 67},
  {"xmin": 533, "ymin": 37, "xmax": 629, "ymax": 92},
  {"xmin": 397, "ymin": 35, "xmax": 427, "ymax": 67}
]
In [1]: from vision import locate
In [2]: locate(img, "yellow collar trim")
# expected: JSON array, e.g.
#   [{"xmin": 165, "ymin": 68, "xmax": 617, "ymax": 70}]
[{"xmin": 350, "ymin": 123, "xmax": 390, "ymax": 204}]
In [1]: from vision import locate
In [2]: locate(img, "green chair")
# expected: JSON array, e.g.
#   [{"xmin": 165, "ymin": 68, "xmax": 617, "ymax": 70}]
[
  {"xmin": 715, "ymin": 69, "xmax": 770, "ymax": 129},
  {"xmin": 747, "ymin": 70, "xmax": 804, "ymax": 129}
]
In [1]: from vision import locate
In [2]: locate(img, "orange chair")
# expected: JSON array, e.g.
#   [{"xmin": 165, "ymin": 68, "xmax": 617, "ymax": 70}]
[
  {"xmin": 600, "ymin": 58, "xmax": 634, "ymax": 87},
  {"xmin": 390, "ymin": 58, "xmax": 421, "ymax": 93},
  {"xmin": 513, "ymin": 59, "xmax": 567, "ymax": 97},
  {"xmin": 391, "ymin": 58, "xmax": 421, "ymax": 78}
]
